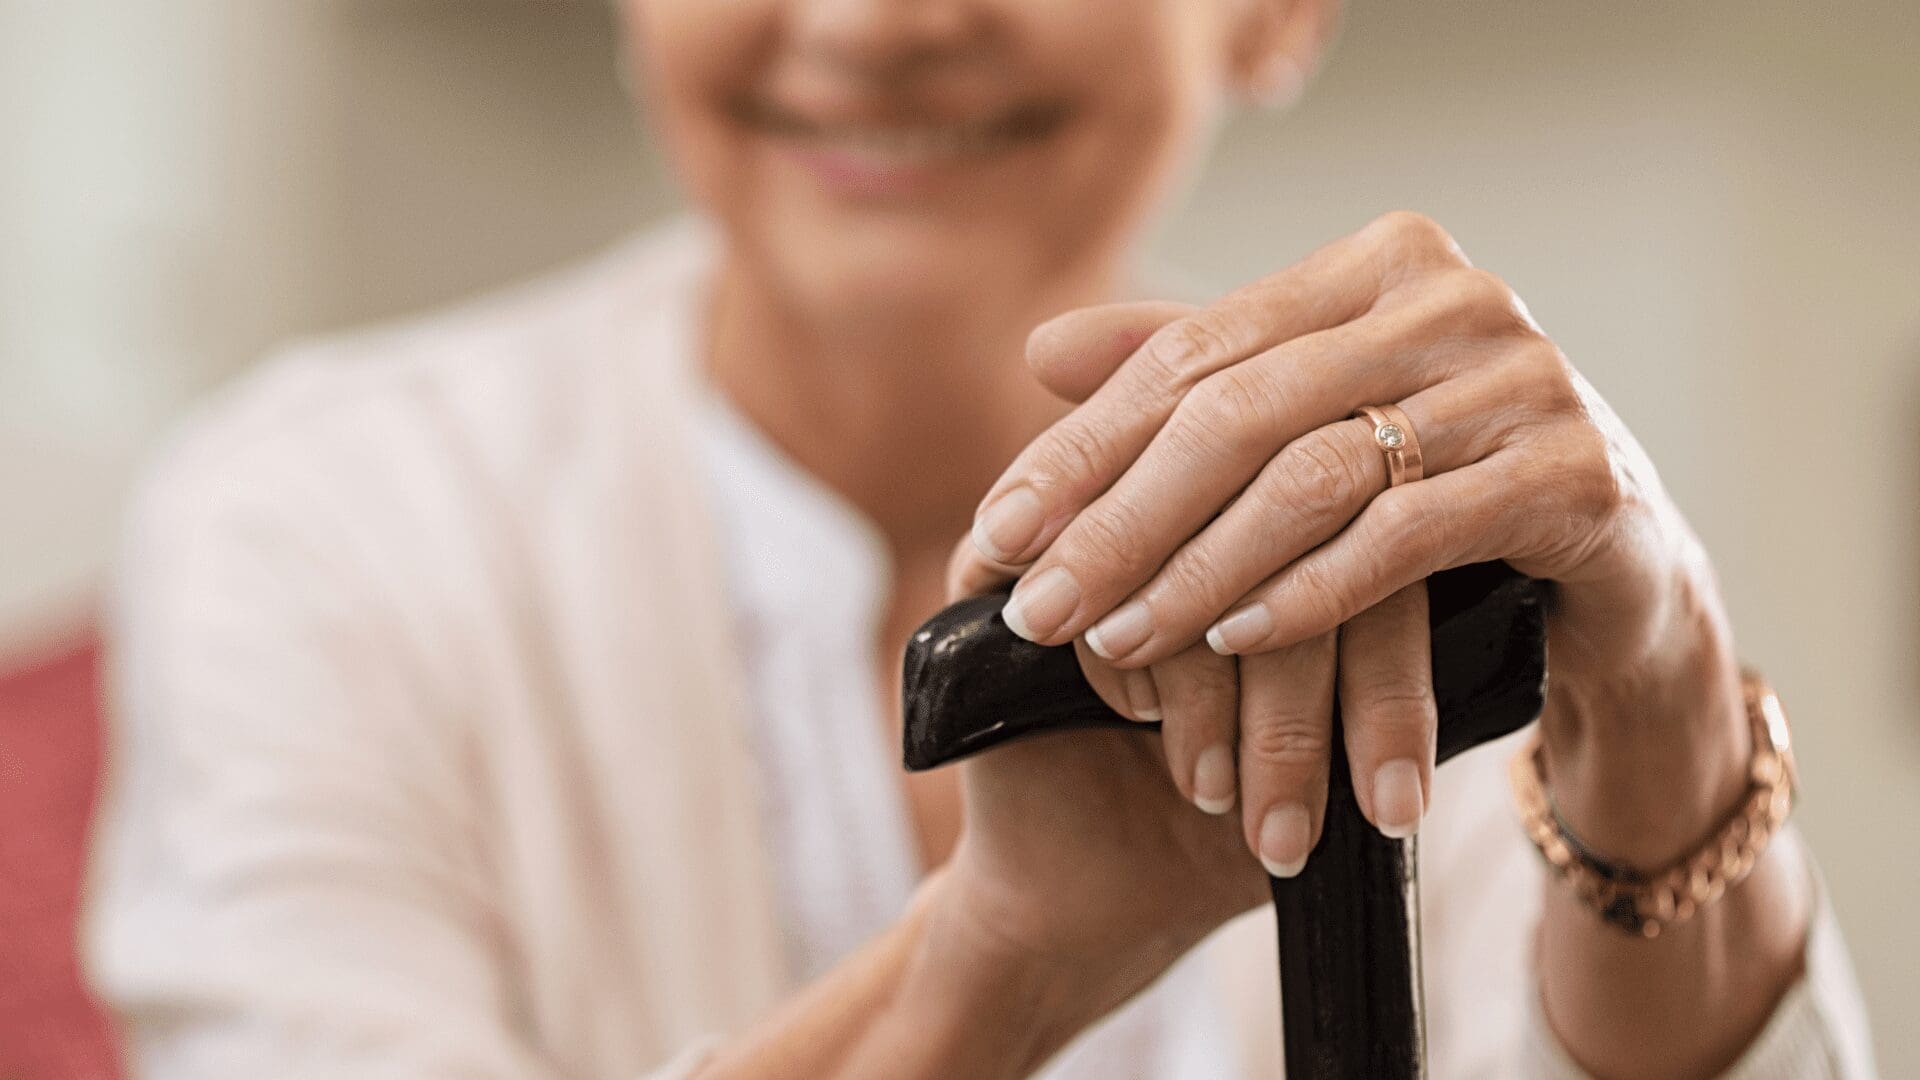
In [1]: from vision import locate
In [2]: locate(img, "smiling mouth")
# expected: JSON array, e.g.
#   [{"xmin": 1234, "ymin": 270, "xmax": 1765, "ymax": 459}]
[{"xmin": 732, "ymin": 95, "xmax": 1070, "ymax": 167}]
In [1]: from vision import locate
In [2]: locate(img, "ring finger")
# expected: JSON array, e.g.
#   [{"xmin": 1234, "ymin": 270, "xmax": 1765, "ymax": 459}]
[
  {"xmin": 1086, "ymin": 370, "xmax": 1520, "ymax": 667},
  {"xmin": 995, "ymin": 312, "xmax": 1448, "ymax": 647}
]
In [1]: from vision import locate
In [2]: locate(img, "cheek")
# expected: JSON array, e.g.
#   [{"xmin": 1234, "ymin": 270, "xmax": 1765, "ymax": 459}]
[
  {"xmin": 1021, "ymin": 7, "xmax": 1227, "ymax": 258},
  {"xmin": 622, "ymin": 2, "xmax": 770, "ymax": 204}
]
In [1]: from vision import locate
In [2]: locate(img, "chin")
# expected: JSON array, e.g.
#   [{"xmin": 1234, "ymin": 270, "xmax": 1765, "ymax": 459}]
[
  {"xmin": 788, "ymin": 259, "xmax": 1000, "ymax": 330},
  {"xmin": 759, "ymin": 214, "xmax": 1048, "ymax": 328}
]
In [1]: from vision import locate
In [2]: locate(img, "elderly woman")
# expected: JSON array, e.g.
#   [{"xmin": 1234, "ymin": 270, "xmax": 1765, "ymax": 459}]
[{"xmin": 87, "ymin": 1, "xmax": 1873, "ymax": 1077}]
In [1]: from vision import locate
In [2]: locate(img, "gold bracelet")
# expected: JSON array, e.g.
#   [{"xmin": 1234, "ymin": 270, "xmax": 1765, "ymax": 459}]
[{"xmin": 1508, "ymin": 669, "xmax": 1796, "ymax": 938}]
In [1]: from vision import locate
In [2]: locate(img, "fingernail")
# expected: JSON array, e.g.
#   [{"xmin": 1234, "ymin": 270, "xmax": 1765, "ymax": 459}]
[
  {"xmin": 1258, "ymin": 803, "xmax": 1312, "ymax": 878},
  {"xmin": 1372, "ymin": 759, "xmax": 1426, "ymax": 839},
  {"xmin": 1001, "ymin": 566, "xmax": 1081, "ymax": 643},
  {"xmin": 1124, "ymin": 669, "xmax": 1161, "ymax": 722},
  {"xmin": 1085, "ymin": 600, "xmax": 1153, "ymax": 660},
  {"xmin": 1192, "ymin": 744, "xmax": 1236, "ymax": 814},
  {"xmin": 971, "ymin": 487, "xmax": 1044, "ymax": 564},
  {"xmin": 1206, "ymin": 603, "xmax": 1273, "ymax": 655}
]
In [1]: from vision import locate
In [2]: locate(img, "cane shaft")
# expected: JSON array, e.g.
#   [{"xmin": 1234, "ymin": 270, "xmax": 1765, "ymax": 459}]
[{"xmin": 1271, "ymin": 732, "xmax": 1424, "ymax": 1079}]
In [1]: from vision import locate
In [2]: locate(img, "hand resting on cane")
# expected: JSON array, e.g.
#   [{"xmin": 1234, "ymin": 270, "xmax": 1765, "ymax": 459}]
[{"xmin": 948, "ymin": 210, "xmax": 1815, "ymax": 1080}]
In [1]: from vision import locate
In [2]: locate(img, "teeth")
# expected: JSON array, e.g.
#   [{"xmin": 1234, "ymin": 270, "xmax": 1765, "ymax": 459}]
[{"xmin": 804, "ymin": 122, "xmax": 1010, "ymax": 163}]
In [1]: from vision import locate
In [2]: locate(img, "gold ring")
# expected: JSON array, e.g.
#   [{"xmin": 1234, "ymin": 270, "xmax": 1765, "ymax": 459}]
[{"xmin": 1353, "ymin": 404, "xmax": 1424, "ymax": 487}]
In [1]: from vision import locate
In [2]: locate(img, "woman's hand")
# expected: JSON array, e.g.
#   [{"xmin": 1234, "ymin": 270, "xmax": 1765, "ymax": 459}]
[
  {"xmin": 950, "ymin": 210, "xmax": 1755, "ymax": 877},
  {"xmin": 930, "ymin": 685, "xmax": 1272, "ymax": 1030},
  {"xmin": 705, "ymin": 717, "xmax": 1270, "ymax": 1080}
]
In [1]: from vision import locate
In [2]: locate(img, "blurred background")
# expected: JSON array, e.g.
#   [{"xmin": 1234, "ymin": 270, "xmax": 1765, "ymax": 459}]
[{"xmin": 2, "ymin": 0, "xmax": 1915, "ymax": 1074}]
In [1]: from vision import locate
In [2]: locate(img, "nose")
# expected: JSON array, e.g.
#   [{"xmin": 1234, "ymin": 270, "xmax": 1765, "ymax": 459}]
[{"xmin": 788, "ymin": 0, "xmax": 977, "ymax": 75}]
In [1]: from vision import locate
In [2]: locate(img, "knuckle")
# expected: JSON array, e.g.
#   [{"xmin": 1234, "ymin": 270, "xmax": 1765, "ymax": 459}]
[
  {"xmin": 1368, "ymin": 492, "xmax": 1447, "ymax": 573},
  {"xmin": 1242, "ymin": 715, "xmax": 1332, "ymax": 768},
  {"xmin": 1451, "ymin": 267, "xmax": 1521, "ymax": 321},
  {"xmin": 1368, "ymin": 490, "xmax": 1425, "ymax": 543},
  {"xmin": 1161, "ymin": 657, "xmax": 1239, "ymax": 729},
  {"xmin": 1162, "ymin": 410, "xmax": 1235, "ymax": 470},
  {"xmin": 1280, "ymin": 431, "xmax": 1368, "ymax": 512},
  {"xmin": 1290, "ymin": 560, "xmax": 1357, "ymax": 636},
  {"xmin": 1488, "ymin": 344, "xmax": 1586, "ymax": 444},
  {"xmin": 1161, "ymin": 550, "xmax": 1236, "ymax": 612},
  {"xmin": 1370, "ymin": 210, "xmax": 1459, "ymax": 260},
  {"xmin": 1138, "ymin": 313, "xmax": 1239, "ymax": 389},
  {"xmin": 1568, "ymin": 430, "xmax": 1628, "ymax": 521},
  {"xmin": 1415, "ymin": 267, "xmax": 1528, "ymax": 340},
  {"xmin": 1062, "ymin": 500, "xmax": 1154, "ymax": 576},
  {"xmin": 1348, "ymin": 674, "xmax": 1437, "ymax": 730},
  {"xmin": 1033, "ymin": 417, "xmax": 1116, "ymax": 495},
  {"xmin": 1173, "ymin": 373, "xmax": 1277, "ymax": 458},
  {"xmin": 1497, "ymin": 336, "xmax": 1574, "ymax": 399},
  {"xmin": 1516, "ymin": 342, "xmax": 1585, "ymax": 416}
]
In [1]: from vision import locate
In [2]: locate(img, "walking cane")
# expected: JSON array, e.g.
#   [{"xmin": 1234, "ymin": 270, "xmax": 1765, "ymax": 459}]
[{"xmin": 901, "ymin": 561, "xmax": 1548, "ymax": 1079}]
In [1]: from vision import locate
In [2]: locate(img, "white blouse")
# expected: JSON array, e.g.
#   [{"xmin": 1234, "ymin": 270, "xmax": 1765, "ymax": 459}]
[
  {"xmin": 695, "ymin": 389, "xmax": 1235, "ymax": 1078},
  {"xmin": 85, "ymin": 222, "xmax": 1877, "ymax": 1078}
]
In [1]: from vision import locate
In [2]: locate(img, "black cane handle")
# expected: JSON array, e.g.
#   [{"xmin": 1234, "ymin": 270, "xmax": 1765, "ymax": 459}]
[{"xmin": 901, "ymin": 561, "xmax": 1549, "ymax": 1078}]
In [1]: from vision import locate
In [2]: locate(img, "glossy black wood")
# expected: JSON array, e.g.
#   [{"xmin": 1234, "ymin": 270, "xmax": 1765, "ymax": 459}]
[{"xmin": 902, "ymin": 562, "xmax": 1549, "ymax": 1078}]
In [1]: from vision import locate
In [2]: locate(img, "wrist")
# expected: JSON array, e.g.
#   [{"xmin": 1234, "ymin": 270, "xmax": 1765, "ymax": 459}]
[
  {"xmin": 899, "ymin": 870, "xmax": 1124, "ymax": 1077},
  {"xmin": 1541, "ymin": 569, "xmax": 1753, "ymax": 869}
]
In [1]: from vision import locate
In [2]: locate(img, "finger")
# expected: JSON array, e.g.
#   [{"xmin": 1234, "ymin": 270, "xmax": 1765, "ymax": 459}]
[
  {"xmin": 1026, "ymin": 300, "xmax": 1199, "ymax": 404},
  {"xmin": 1206, "ymin": 452, "xmax": 1549, "ymax": 655},
  {"xmin": 1337, "ymin": 582, "xmax": 1437, "ymax": 837},
  {"xmin": 1084, "ymin": 366, "xmax": 1529, "ymax": 666},
  {"xmin": 1237, "ymin": 631, "xmax": 1338, "ymax": 878},
  {"xmin": 946, "ymin": 536, "xmax": 1164, "ymax": 720},
  {"xmin": 944, "ymin": 533, "xmax": 1022, "ymax": 603},
  {"xmin": 999, "ymin": 274, "xmax": 1530, "ymax": 649},
  {"xmin": 967, "ymin": 221, "xmax": 1413, "ymax": 572},
  {"xmin": 1152, "ymin": 644, "xmax": 1240, "ymax": 814},
  {"xmin": 949, "ymin": 301, "xmax": 1197, "ymax": 604},
  {"xmin": 1073, "ymin": 639, "xmax": 1162, "ymax": 724}
]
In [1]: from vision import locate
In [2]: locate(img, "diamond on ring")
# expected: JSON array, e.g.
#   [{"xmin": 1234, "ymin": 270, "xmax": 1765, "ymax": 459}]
[{"xmin": 1355, "ymin": 404, "xmax": 1423, "ymax": 487}]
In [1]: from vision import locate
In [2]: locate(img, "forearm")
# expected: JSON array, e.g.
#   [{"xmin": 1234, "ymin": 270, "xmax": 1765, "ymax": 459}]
[
  {"xmin": 1535, "ymin": 586, "xmax": 1813, "ymax": 1079},
  {"xmin": 698, "ymin": 871, "xmax": 1104, "ymax": 1080}
]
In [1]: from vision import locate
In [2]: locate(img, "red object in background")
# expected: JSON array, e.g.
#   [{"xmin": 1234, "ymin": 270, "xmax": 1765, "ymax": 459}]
[{"xmin": 0, "ymin": 629, "xmax": 124, "ymax": 1080}]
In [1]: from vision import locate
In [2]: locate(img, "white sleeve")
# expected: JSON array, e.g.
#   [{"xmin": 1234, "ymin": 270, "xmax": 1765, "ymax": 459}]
[
  {"xmin": 1418, "ymin": 740, "xmax": 1877, "ymax": 1080},
  {"xmin": 82, "ymin": 418, "xmax": 715, "ymax": 1080},
  {"xmin": 1520, "ymin": 868, "xmax": 1879, "ymax": 1079}
]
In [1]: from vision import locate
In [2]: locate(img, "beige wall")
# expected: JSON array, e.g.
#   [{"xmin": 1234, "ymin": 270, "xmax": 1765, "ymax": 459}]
[{"xmin": 4, "ymin": 0, "xmax": 1915, "ymax": 1069}]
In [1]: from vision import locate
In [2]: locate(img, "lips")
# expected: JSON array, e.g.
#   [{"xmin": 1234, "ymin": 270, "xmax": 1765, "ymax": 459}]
[{"xmin": 733, "ymin": 94, "xmax": 1069, "ymax": 168}]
